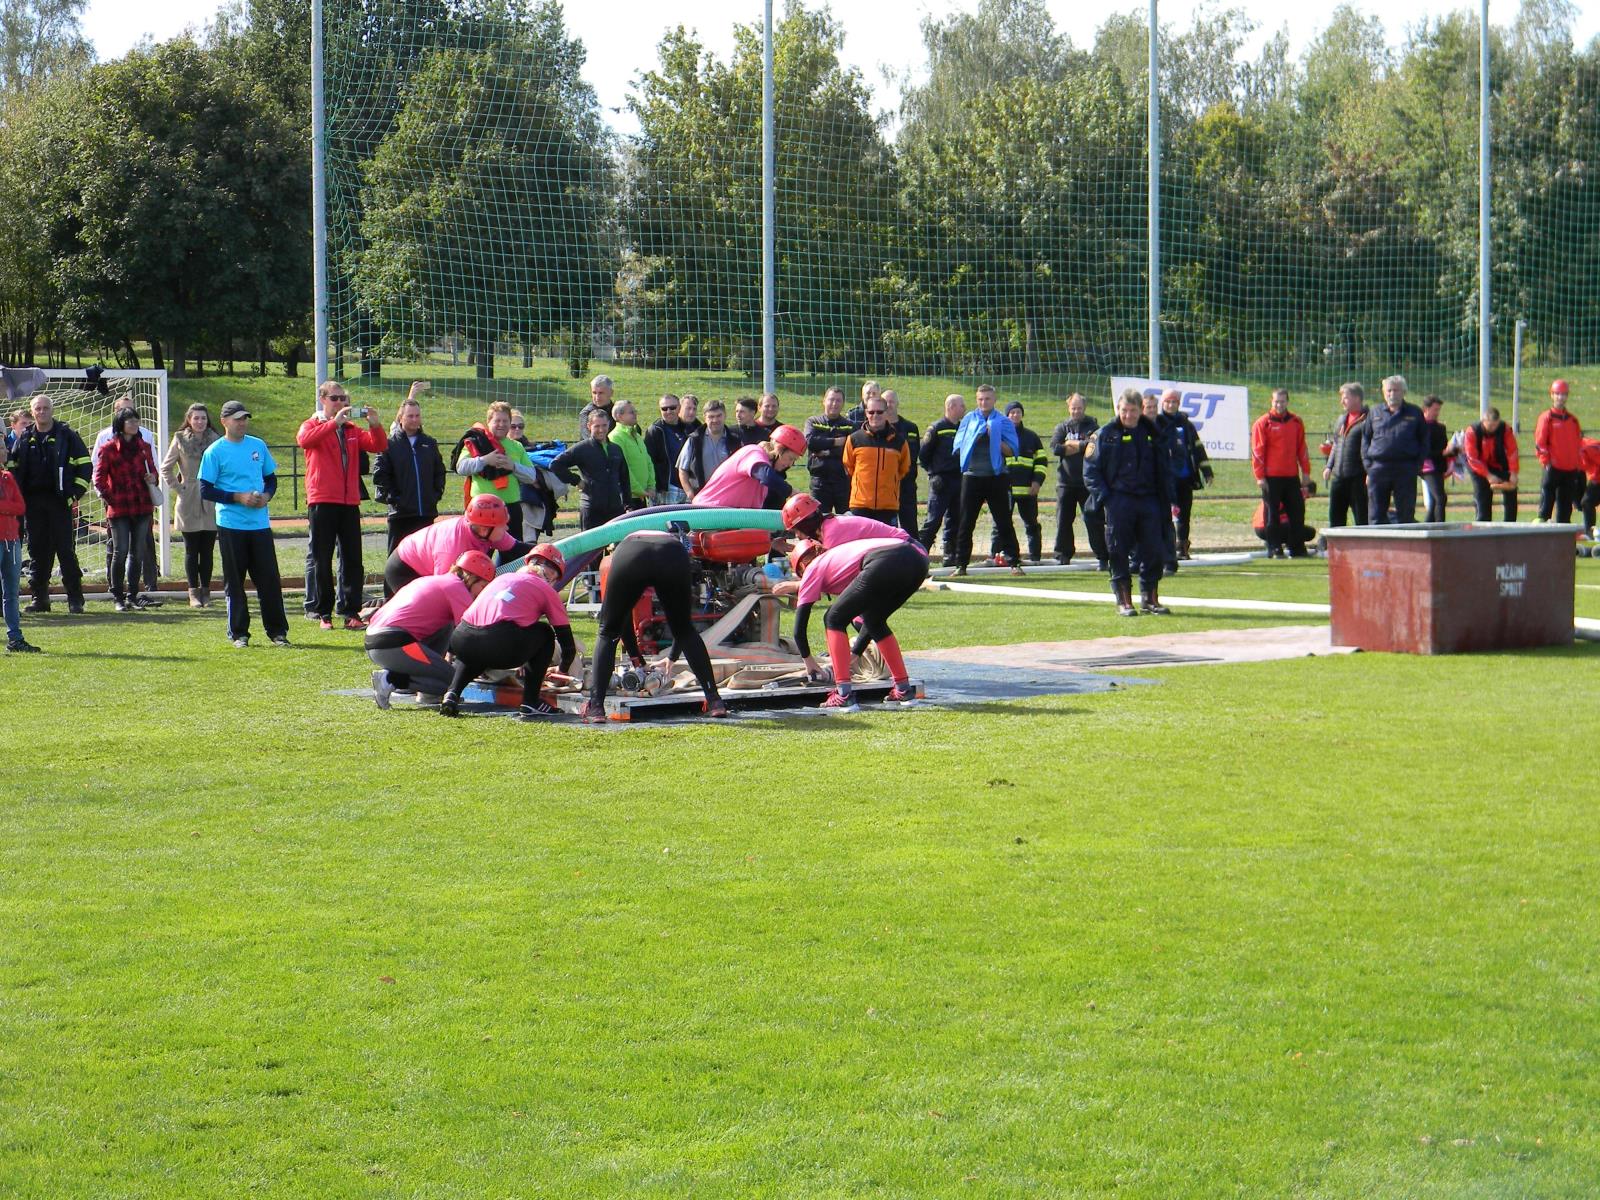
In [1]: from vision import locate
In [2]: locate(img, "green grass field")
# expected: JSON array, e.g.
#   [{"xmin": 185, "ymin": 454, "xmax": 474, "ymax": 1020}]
[{"xmin": 4, "ymin": 554, "xmax": 1599, "ymax": 1197}]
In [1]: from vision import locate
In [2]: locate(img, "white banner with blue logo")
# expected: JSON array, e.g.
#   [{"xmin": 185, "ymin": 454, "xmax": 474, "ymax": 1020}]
[{"xmin": 1110, "ymin": 377, "xmax": 1252, "ymax": 460}]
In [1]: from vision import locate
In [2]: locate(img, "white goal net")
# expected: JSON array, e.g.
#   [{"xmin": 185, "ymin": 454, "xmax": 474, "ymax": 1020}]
[{"xmin": 31, "ymin": 369, "xmax": 170, "ymax": 577}]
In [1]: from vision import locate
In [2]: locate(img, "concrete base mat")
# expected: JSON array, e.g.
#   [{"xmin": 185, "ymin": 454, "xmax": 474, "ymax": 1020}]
[{"xmin": 912, "ymin": 624, "xmax": 1354, "ymax": 671}]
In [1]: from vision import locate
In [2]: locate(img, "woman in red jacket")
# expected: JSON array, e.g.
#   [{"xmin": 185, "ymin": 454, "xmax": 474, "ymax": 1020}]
[
  {"xmin": 1250, "ymin": 389, "xmax": 1311, "ymax": 558},
  {"xmin": 92, "ymin": 408, "xmax": 159, "ymax": 612}
]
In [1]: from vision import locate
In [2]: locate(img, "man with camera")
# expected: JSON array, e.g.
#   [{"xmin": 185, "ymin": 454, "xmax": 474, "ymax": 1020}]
[{"xmin": 297, "ymin": 381, "xmax": 387, "ymax": 631}]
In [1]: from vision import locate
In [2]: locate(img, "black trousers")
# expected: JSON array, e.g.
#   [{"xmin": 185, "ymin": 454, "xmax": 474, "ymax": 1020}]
[
  {"xmin": 1054, "ymin": 485, "xmax": 1107, "ymax": 564},
  {"xmin": 386, "ymin": 513, "xmax": 433, "ymax": 556},
  {"xmin": 307, "ymin": 502, "xmax": 365, "ymax": 618},
  {"xmin": 447, "ymin": 619, "xmax": 555, "ymax": 707},
  {"xmin": 1326, "ymin": 475, "xmax": 1368, "ymax": 528},
  {"xmin": 23, "ymin": 496, "xmax": 83, "ymax": 605},
  {"xmin": 181, "ymin": 530, "xmax": 217, "ymax": 590},
  {"xmin": 1367, "ymin": 465, "xmax": 1418, "ymax": 525},
  {"xmin": 1172, "ymin": 479, "xmax": 1195, "ymax": 550},
  {"xmin": 991, "ymin": 494, "xmax": 1041, "ymax": 561},
  {"xmin": 591, "ymin": 535, "xmax": 719, "ymax": 709},
  {"xmin": 365, "ymin": 625, "xmax": 454, "ymax": 693},
  {"xmin": 809, "ymin": 472, "xmax": 851, "ymax": 516},
  {"xmin": 218, "ymin": 526, "xmax": 288, "ymax": 641},
  {"xmin": 955, "ymin": 474, "xmax": 1018, "ymax": 569},
  {"xmin": 1422, "ymin": 474, "xmax": 1447, "ymax": 522},
  {"xmin": 823, "ymin": 543, "xmax": 928, "ymax": 644},
  {"xmin": 1539, "ymin": 466, "xmax": 1584, "ymax": 523},
  {"xmin": 918, "ymin": 473, "xmax": 960, "ymax": 558},
  {"xmin": 1580, "ymin": 482, "xmax": 1600, "ymax": 533},
  {"xmin": 1105, "ymin": 493, "xmax": 1166, "ymax": 592},
  {"xmin": 1470, "ymin": 476, "xmax": 1517, "ymax": 523},
  {"xmin": 897, "ymin": 476, "xmax": 918, "ymax": 536},
  {"xmin": 1263, "ymin": 477, "xmax": 1307, "ymax": 556},
  {"xmin": 850, "ymin": 507, "xmax": 899, "ymax": 527}
]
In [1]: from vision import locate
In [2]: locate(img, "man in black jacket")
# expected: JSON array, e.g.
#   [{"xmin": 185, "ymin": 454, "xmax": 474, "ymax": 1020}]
[
  {"xmin": 1157, "ymin": 389, "xmax": 1212, "ymax": 559},
  {"xmin": 802, "ymin": 386, "xmax": 855, "ymax": 515},
  {"xmin": 1321, "ymin": 382, "xmax": 1370, "ymax": 529},
  {"xmin": 373, "ymin": 387, "xmax": 447, "ymax": 569},
  {"xmin": 1085, "ymin": 389, "xmax": 1175, "ymax": 617},
  {"xmin": 991, "ymin": 401, "xmax": 1048, "ymax": 563},
  {"xmin": 11, "ymin": 394, "xmax": 91, "ymax": 612},
  {"xmin": 1049, "ymin": 393, "xmax": 1107, "ymax": 568},
  {"xmin": 884, "ymin": 390, "xmax": 920, "ymax": 534},
  {"xmin": 1359, "ymin": 374, "xmax": 1427, "ymax": 524},
  {"xmin": 551, "ymin": 408, "xmax": 629, "ymax": 530},
  {"xmin": 917, "ymin": 393, "xmax": 964, "ymax": 562},
  {"xmin": 644, "ymin": 394, "xmax": 691, "ymax": 503}
]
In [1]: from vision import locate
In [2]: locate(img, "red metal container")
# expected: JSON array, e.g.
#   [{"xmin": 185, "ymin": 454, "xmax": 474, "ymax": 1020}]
[{"xmin": 1324, "ymin": 523, "xmax": 1578, "ymax": 654}]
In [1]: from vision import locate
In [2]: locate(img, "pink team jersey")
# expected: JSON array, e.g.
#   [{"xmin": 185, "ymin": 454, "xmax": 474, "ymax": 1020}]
[
  {"xmin": 692, "ymin": 443, "xmax": 773, "ymax": 508},
  {"xmin": 819, "ymin": 513, "xmax": 920, "ymax": 551},
  {"xmin": 367, "ymin": 574, "xmax": 474, "ymax": 639},
  {"xmin": 796, "ymin": 537, "xmax": 909, "ymax": 606},
  {"xmin": 461, "ymin": 572, "xmax": 570, "ymax": 629},
  {"xmin": 397, "ymin": 516, "xmax": 517, "ymax": 576}
]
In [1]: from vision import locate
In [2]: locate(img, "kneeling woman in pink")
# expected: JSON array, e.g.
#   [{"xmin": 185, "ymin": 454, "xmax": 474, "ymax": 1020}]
[
  {"xmin": 774, "ymin": 536, "xmax": 927, "ymax": 712},
  {"xmin": 365, "ymin": 550, "xmax": 494, "ymax": 708},
  {"xmin": 440, "ymin": 543, "xmax": 577, "ymax": 720},
  {"xmin": 384, "ymin": 492, "xmax": 529, "ymax": 595},
  {"xmin": 691, "ymin": 424, "xmax": 806, "ymax": 509},
  {"xmin": 779, "ymin": 491, "xmax": 919, "ymax": 550}
]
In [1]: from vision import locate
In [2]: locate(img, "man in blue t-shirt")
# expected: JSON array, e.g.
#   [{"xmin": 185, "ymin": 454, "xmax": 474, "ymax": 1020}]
[{"xmin": 198, "ymin": 400, "xmax": 290, "ymax": 647}]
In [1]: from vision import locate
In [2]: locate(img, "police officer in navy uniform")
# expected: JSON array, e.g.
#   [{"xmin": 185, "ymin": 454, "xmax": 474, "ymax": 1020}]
[
  {"xmin": 1158, "ymin": 388, "xmax": 1212, "ymax": 559},
  {"xmin": 1085, "ymin": 388, "xmax": 1175, "ymax": 617},
  {"xmin": 801, "ymin": 385, "xmax": 856, "ymax": 515},
  {"xmin": 917, "ymin": 393, "xmax": 964, "ymax": 562}
]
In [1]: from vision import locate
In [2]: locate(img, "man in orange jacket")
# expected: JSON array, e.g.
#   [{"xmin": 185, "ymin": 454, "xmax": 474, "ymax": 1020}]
[
  {"xmin": 1535, "ymin": 379, "xmax": 1584, "ymax": 524},
  {"xmin": 843, "ymin": 394, "xmax": 911, "ymax": 526},
  {"xmin": 1251, "ymin": 388, "xmax": 1312, "ymax": 558},
  {"xmin": 297, "ymin": 381, "xmax": 388, "ymax": 630}
]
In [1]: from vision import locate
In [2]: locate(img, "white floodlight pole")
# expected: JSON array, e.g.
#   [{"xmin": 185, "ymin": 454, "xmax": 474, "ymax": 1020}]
[
  {"xmin": 762, "ymin": 0, "xmax": 777, "ymax": 396},
  {"xmin": 1148, "ymin": 0, "xmax": 1160, "ymax": 382},
  {"xmin": 313, "ymin": 0, "xmax": 330, "ymax": 384},
  {"xmin": 1513, "ymin": 317, "xmax": 1526, "ymax": 432},
  {"xmin": 1478, "ymin": 0, "xmax": 1491, "ymax": 417}
]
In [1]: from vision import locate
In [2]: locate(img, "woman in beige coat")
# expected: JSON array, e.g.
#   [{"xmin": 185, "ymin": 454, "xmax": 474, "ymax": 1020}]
[{"xmin": 160, "ymin": 403, "xmax": 221, "ymax": 606}]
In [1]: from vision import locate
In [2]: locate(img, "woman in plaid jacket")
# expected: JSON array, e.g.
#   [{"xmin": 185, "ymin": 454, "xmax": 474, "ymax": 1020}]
[{"xmin": 92, "ymin": 407, "xmax": 158, "ymax": 611}]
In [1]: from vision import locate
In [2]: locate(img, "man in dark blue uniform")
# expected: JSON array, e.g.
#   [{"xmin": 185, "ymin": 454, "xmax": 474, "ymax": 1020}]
[
  {"xmin": 1085, "ymin": 388, "xmax": 1175, "ymax": 617},
  {"xmin": 1358, "ymin": 374, "xmax": 1427, "ymax": 524}
]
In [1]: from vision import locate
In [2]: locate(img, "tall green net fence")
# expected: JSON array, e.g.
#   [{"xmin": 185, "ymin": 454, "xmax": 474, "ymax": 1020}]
[{"xmin": 321, "ymin": 0, "xmax": 1600, "ymax": 453}]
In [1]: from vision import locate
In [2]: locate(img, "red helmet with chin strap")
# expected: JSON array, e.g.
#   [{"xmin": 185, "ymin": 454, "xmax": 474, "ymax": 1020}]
[
  {"xmin": 523, "ymin": 542, "xmax": 566, "ymax": 576},
  {"xmin": 453, "ymin": 550, "xmax": 496, "ymax": 582},
  {"xmin": 789, "ymin": 539, "xmax": 821, "ymax": 576},
  {"xmin": 466, "ymin": 493, "xmax": 509, "ymax": 528},
  {"xmin": 770, "ymin": 424, "xmax": 806, "ymax": 457},
  {"xmin": 781, "ymin": 492, "xmax": 821, "ymax": 531}
]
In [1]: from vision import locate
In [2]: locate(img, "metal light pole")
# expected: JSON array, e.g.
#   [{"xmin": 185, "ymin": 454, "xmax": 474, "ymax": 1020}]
[
  {"xmin": 1513, "ymin": 317, "xmax": 1526, "ymax": 432},
  {"xmin": 761, "ymin": 0, "xmax": 776, "ymax": 395},
  {"xmin": 1148, "ymin": 0, "xmax": 1160, "ymax": 382},
  {"xmin": 312, "ymin": 0, "xmax": 329, "ymax": 384},
  {"xmin": 1478, "ymin": 0, "xmax": 1491, "ymax": 418}
]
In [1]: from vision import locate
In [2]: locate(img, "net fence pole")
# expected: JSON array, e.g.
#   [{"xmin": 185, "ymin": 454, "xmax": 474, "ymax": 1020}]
[
  {"xmin": 1513, "ymin": 318, "xmax": 1526, "ymax": 432},
  {"xmin": 761, "ymin": 0, "xmax": 776, "ymax": 396},
  {"xmin": 1478, "ymin": 0, "xmax": 1491, "ymax": 418},
  {"xmin": 1147, "ymin": 0, "xmax": 1160, "ymax": 381},
  {"xmin": 312, "ymin": 0, "xmax": 330, "ymax": 385},
  {"xmin": 157, "ymin": 373, "xmax": 169, "ymax": 576}
]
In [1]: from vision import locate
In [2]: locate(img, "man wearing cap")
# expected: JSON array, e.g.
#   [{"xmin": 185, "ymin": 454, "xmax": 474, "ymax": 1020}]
[
  {"xmin": 199, "ymin": 401, "xmax": 290, "ymax": 647},
  {"xmin": 1535, "ymin": 379, "xmax": 1584, "ymax": 524},
  {"xmin": 1358, "ymin": 374, "xmax": 1427, "ymax": 524},
  {"xmin": 9, "ymin": 394, "xmax": 92, "ymax": 613},
  {"xmin": 298, "ymin": 381, "xmax": 387, "ymax": 631}
]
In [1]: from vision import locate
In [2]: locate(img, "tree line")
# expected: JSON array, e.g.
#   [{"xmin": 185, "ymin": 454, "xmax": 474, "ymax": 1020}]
[{"xmin": 1, "ymin": 0, "xmax": 1596, "ymax": 382}]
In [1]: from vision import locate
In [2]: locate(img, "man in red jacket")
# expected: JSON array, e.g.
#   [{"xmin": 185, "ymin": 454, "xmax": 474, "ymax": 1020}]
[
  {"xmin": 1535, "ymin": 379, "xmax": 1584, "ymax": 524},
  {"xmin": 297, "ymin": 381, "xmax": 387, "ymax": 630},
  {"xmin": 1251, "ymin": 388, "xmax": 1312, "ymax": 558},
  {"xmin": 1463, "ymin": 407, "xmax": 1519, "ymax": 523}
]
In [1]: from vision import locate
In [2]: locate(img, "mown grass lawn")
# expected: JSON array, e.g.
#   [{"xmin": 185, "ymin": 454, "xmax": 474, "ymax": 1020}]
[{"xmin": 4, "ymin": 559, "xmax": 1598, "ymax": 1197}]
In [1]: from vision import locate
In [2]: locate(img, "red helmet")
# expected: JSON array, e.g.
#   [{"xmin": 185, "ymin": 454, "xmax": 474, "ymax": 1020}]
[
  {"xmin": 789, "ymin": 539, "xmax": 821, "ymax": 576},
  {"xmin": 453, "ymin": 550, "xmax": 496, "ymax": 583},
  {"xmin": 523, "ymin": 542, "xmax": 566, "ymax": 575},
  {"xmin": 465, "ymin": 493, "xmax": 509, "ymax": 528},
  {"xmin": 781, "ymin": 492, "xmax": 821, "ymax": 531},
  {"xmin": 1552, "ymin": 378, "xmax": 1570, "ymax": 396},
  {"xmin": 770, "ymin": 424, "xmax": 806, "ymax": 457}
]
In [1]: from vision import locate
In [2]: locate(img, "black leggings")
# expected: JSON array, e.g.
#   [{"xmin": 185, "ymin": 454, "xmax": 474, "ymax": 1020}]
[
  {"xmin": 591, "ymin": 535, "xmax": 719, "ymax": 708},
  {"xmin": 822, "ymin": 543, "xmax": 928, "ymax": 644},
  {"xmin": 366, "ymin": 625, "xmax": 454, "ymax": 693},
  {"xmin": 384, "ymin": 551, "xmax": 422, "ymax": 596},
  {"xmin": 181, "ymin": 530, "xmax": 217, "ymax": 590},
  {"xmin": 445, "ymin": 620, "xmax": 556, "ymax": 706}
]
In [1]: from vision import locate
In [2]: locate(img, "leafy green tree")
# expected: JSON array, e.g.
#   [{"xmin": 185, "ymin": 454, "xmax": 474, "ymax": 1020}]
[
  {"xmin": 626, "ymin": 3, "xmax": 895, "ymax": 374},
  {"xmin": 0, "ymin": 0, "xmax": 90, "ymax": 94},
  {"xmin": 353, "ymin": 2, "xmax": 613, "ymax": 379}
]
